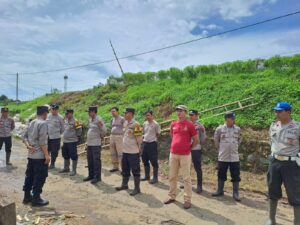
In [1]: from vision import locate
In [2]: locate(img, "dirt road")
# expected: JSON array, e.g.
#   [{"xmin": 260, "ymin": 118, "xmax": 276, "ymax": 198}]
[{"xmin": 0, "ymin": 139, "xmax": 293, "ymax": 225}]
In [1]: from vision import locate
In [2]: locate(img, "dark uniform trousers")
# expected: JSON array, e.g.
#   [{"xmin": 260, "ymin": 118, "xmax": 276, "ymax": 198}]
[
  {"xmin": 62, "ymin": 142, "xmax": 78, "ymax": 161},
  {"xmin": 192, "ymin": 150, "xmax": 203, "ymax": 185},
  {"xmin": 122, "ymin": 153, "xmax": 140, "ymax": 178},
  {"xmin": 0, "ymin": 136, "xmax": 12, "ymax": 152},
  {"xmin": 142, "ymin": 142, "xmax": 158, "ymax": 169},
  {"xmin": 267, "ymin": 158, "xmax": 300, "ymax": 206},
  {"xmin": 87, "ymin": 146, "xmax": 101, "ymax": 179},
  {"xmin": 218, "ymin": 161, "xmax": 241, "ymax": 182},
  {"xmin": 48, "ymin": 138, "xmax": 61, "ymax": 163},
  {"xmin": 23, "ymin": 158, "xmax": 48, "ymax": 195}
]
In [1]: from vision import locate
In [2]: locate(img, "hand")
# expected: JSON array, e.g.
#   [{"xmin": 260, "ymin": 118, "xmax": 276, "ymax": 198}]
[
  {"xmin": 44, "ymin": 155, "xmax": 50, "ymax": 165},
  {"xmin": 98, "ymin": 120, "xmax": 103, "ymax": 127},
  {"xmin": 27, "ymin": 145, "xmax": 36, "ymax": 154}
]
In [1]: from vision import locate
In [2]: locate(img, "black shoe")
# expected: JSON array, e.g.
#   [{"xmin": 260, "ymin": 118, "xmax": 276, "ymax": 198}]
[
  {"xmin": 109, "ymin": 168, "xmax": 119, "ymax": 173},
  {"xmin": 196, "ymin": 185, "xmax": 203, "ymax": 194},
  {"xmin": 49, "ymin": 164, "xmax": 55, "ymax": 170},
  {"xmin": 140, "ymin": 176, "xmax": 150, "ymax": 181},
  {"xmin": 130, "ymin": 188, "xmax": 141, "ymax": 196},
  {"xmin": 116, "ymin": 185, "xmax": 128, "ymax": 191},
  {"xmin": 23, "ymin": 192, "xmax": 33, "ymax": 204},
  {"xmin": 91, "ymin": 178, "xmax": 101, "ymax": 184},
  {"xmin": 141, "ymin": 166, "xmax": 150, "ymax": 181},
  {"xmin": 31, "ymin": 195, "xmax": 49, "ymax": 207},
  {"xmin": 83, "ymin": 177, "xmax": 93, "ymax": 182},
  {"xmin": 149, "ymin": 177, "xmax": 158, "ymax": 184}
]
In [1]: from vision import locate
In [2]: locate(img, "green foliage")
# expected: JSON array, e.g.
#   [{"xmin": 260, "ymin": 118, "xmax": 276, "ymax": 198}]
[{"xmin": 6, "ymin": 55, "xmax": 300, "ymax": 129}]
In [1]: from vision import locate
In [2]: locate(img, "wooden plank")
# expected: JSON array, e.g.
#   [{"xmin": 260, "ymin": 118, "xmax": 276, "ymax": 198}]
[{"xmin": 0, "ymin": 202, "xmax": 16, "ymax": 225}]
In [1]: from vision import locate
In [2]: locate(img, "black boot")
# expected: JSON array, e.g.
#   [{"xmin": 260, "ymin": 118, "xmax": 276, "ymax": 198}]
[
  {"xmin": 130, "ymin": 177, "xmax": 141, "ymax": 196},
  {"xmin": 49, "ymin": 157, "xmax": 55, "ymax": 169},
  {"xmin": 22, "ymin": 191, "xmax": 33, "ymax": 204},
  {"xmin": 212, "ymin": 179, "xmax": 224, "ymax": 197},
  {"xmin": 116, "ymin": 177, "xmax": 129, "ymax": 191},
  {"xmin": 31, "ymin": 194, "xmax": 49, "ymax": 207},
  {"xmin": 69, "ymin": 160, "xmax": 77, "ymax": 176},
  {"xmin": 141, "ymin": 166, "xmax": 150, "ymax": 181},
  {"xmin": 83, "ymin": 176, "xmax": 93, "ymax": 182},
  {"xmin": 149, "ymin": 167, "xmax": 158, "ymax": 184},
  {"xmin": 59, "ymin": 159, "xmax": 70, "ymax": 173},
  {"xmin": 196, "ymin": 184, "xmax": 203, "ymax": 194},
  {"xmin": 233, "ymin": 182, "xmax": 241, "ymax": 201},
  {"xmin": 265, "ymin": 199, "xmax": 277, "ymax": 225},
  {"xmin": 6, "ymin": 152, "xmax": 12, "ymax": 166}
]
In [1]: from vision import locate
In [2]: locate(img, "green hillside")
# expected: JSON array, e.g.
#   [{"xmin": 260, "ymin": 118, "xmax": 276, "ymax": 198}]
[{"xmin": 6, "ymin": 55, "xmax": 300, "ymax": 129}]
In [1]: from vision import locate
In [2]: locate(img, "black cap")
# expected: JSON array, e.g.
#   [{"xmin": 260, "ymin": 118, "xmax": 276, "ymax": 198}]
[
  {"xmin": 86, "ymin": 106, "xmax": 98, "ymax": 113},
  {"xmin": 189, "ymin": 109, "xmax": 198, "ymax": 115},
  {"xmin": 65, "ymin": 109, "xmax": 74, "ymax": 114},
  {"xmin": 124, "ymin": 108, "xmax": 135, "ymax": 114},
  {"xmin": 1, "ymin": 107, "xmax": 9, "ymax": 112},
  {"xmin": 224, "ymin": 112, "xmax": 236, "ymax": 119},
  {"xmin": 37, "ymin": 106, "xmax": 49, "ymax": 115},
  {"xmin": 51, "ymin": 104, "xmax": 59, "ymax": 110}
]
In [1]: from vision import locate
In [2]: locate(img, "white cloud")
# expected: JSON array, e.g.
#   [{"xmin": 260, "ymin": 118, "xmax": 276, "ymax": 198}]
[{"xmin": 0, "ymin": 0, "xmax": 297, "ymax": 100}]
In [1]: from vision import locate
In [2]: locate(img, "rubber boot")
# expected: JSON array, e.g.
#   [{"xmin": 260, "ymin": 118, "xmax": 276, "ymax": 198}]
[
  {"xmin": 294, "ymin": 207, "xmax": 300, "ymax": 225},
  {"xmin": 233, "ymin": 182, "xmax": 241, "ymax": 201},
  {"xmin": 31, "ymin": 194, "xmax": 49, "ymax": 207},
  {"xmin": 141, "ymin": 166, "xmax": 150, "ymax": 181},
  {"xmin": 22, "ymin": 191, "xmax": 33, "ymax": 204},
  {"xmin": 196, "ymin": 184, "xmax": 203, "ymax": 194},
  {"xmin": 212, "ymin": 179, "xmax": 225, "ymax": 197},
  {"xmin": 116, "ymin": 177, "xmax": 129, "ymax": 191},
  {"xmin": 69, "ymin": 160, "xmax": 77, "ymax": 176},
  {"xmin": 265, "ymin": 199, "xmax": 278, "ymax": 225},
  {"xmin": 149, "ymin": 167, "xmax": 158, "ymax": 184},
  {"xmin": 130, "ymin": 177, "xmax": 141, "ymax": 196},
  {"xmin": 49, "ymin": 157, "xmax": 55, "ymax": 169},
  {"xmin": 6, "ymin": 152, "xmax": 12, "ymax": 166},
  {"xmin": 59, "ymin": 159, "xmax": 70, "ymax": 173}
]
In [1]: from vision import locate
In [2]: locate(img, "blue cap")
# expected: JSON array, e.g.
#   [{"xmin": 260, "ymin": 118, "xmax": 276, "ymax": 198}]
[{"xmin": 272, "ymin": 102, "xmax": 292, "ymax": 111}]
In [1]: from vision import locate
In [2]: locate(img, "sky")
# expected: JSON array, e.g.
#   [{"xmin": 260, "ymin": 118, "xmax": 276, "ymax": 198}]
[{"xmin": 0, "ymin": 0, "xmax": 300, "ymax": 100}]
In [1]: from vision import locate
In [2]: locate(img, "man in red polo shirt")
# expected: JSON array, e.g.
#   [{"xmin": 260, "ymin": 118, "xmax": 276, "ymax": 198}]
[{"xmin": 164, "ymin": 105, "xmax": 199, "ymax": 209}]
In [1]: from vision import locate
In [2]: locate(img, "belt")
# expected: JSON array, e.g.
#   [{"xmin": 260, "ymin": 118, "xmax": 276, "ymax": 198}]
[{"xmin": 272, "ymin": 153, "xmax": 298, "ymax": 161}]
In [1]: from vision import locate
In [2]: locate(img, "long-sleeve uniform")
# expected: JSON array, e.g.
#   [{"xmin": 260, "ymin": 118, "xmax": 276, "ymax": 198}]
[
  {"xmin": 0, "ymin": 114, "xmax": 15, "ymax": 165},
  {"xmin": 46, "ymin": 113, "xmax": 64, "ymax": 167},
  {"xmin": 86, "ymin": 116, "xmax": 107, "ymax": 181}
]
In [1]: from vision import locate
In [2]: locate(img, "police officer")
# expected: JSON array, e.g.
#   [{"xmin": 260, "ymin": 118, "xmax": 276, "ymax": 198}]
[
  {"xmin": 116, "ymin": 108, "xmax": 143, "ymax": 196},
  {"xmin": 212, "ymin": 112, "xmax": 242, "ymax": 201},
  {"xmin": 83, "ymin": 106, "xmax": 107, "ymax": 184},
  {"xmin": 60, "ymin": 109, "xmax": 82, "ymax": 176},
  {"xmin": 265, "ymin": 102, "xmax": 300, "ymax": 225},
  {"xmin": 109, "ymin": 106, "xmax": 125, "ymax": 172},
  {"xmin": 141, "ymin": 110, "xmax": 161, "ymax": 184},
  {"xmin": 189, "ymin": 110, "xmax": 206, "ymax": 193},
  {"xmin": 0, "ymin": 107, "xmax": 15, "ymax": 166},
  {"xmin": 46, "ymin": 104, "xmax": 64, "ymax": 169},
  {"xmin": 22, "ymin": 106, "xmax": 50, "ymax": 206}
]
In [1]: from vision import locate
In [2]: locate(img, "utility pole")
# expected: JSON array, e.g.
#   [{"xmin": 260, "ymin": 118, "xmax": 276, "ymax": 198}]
[
  {"xmin": 109, "ymin": 39, "xmax": 124, "ymax": 75},
  {"xmin": 16, "ymin": 73, "xmax": 19, "ymax": 104},
  {"xmin": 64, "ymin": 75, "xmax": 68, "ymax": 93}
]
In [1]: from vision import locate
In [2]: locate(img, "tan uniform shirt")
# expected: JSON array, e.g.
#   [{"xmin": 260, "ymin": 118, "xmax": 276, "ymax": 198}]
[
  {"xmin": 214, "ymin": 124, "xmax": 242, "ymax": 162},
  {"xmin": 87, "ymin": 116, "xmax": 107, "ymax": 146},
  {"xmin": 269, "ymin": 119, "xmax": 300, "ymax": 157},
  {"xmin": 46, "ymin": 113, "xmax": 64, "ymax": 140},
  {"xmin": 192, "ymin": 121, "xmax": 206, "ymax": 150},
  {"xmin": 23, "ymin": 118, "xmax": 48, "ymax": 159},
  {"xmin": 111, "ymin": 116, "xmax": 125, "ymax": 135},
  {"xmin": 143, "ymin": 120, "xmax": 161, "ymax": 142},
  {"xmin": 0, "ymin": 116, "xmax": 15, "ymax": 137},
  {"xmin": 122, "ymin": 119, "xmax": 142, "ymax": 154},
  {"xmin": 63, "ymin": 117, "xmax": 82, "ymax": 143}
]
